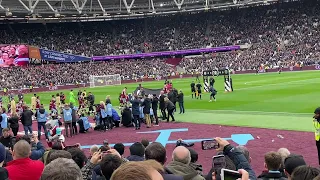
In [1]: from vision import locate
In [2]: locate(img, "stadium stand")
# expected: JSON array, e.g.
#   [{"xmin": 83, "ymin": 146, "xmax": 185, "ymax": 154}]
[{"xmin": 0, "ymin": 1, "xmax": 320, "ymax": 179}]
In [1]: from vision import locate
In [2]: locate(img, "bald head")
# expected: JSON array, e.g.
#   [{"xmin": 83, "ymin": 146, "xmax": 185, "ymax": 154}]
[
  {"xmin": 172, "ymin": 146, "xmax": 191, "ymax": 164},
  {"xmin": 13, "ymin": 140, "xmax": 31, "ymax": 159}
]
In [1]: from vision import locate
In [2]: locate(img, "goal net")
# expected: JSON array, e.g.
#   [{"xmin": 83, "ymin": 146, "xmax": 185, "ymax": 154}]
[{"xmin": 89, "ymin": 74, "xmax": 121, "ymax": 88}]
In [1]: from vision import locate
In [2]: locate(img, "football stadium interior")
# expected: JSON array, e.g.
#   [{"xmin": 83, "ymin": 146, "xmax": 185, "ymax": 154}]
[{"xmin": 0, "ymin": 0, "xmax": 320, "ymax": 179}]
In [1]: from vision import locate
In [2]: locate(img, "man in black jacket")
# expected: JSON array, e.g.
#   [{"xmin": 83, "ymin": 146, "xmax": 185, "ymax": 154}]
[
  {"xmin": 177, "ymin": 90, "xmax": 184, "ymax": 114},
  {"xmin": 159, "ymin": 91, "xmax": 166, "ymax": 120},
  {"xmin": 151, "ymin": 94, "xmax": 159, "ymax": 126},
  {"xmin": 142, "ymin": 95, "xmax": 151, "ymax": 128},
  {"xmin": 130, "ymin": 95, "xmax": 141, "ymax": 130},
  {"xmin": 21, "ymin": 106, "xmax": 34, "ymax": 135},
  {"xmin": 87, "ymin": 92, "xmax": 95, "ymax": 115}
]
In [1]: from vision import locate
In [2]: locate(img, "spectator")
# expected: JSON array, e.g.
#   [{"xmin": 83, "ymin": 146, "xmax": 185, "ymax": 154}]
[
  {"xmin": 100, "ymin": 154, "xmax": 123, "ymax": 179},
  {"xmin": 5, "ymin": 140, "xmax": 44, "ymax": 180},
  {"xmin": 46, "ymin": 150, "xmax": 72, "ymax": 164},
  {"xmin": 8, "ymin": 112, "xmax": 19, "ymax": 136},
  {"xmin": 67, "ymin": 147, "xmax": 88, "ymax": 169},
  {"xmin": 0, "ymin": 143, "xmax": 9, "ymax": 179},
  {"xmin": 127, "ymin": 142, "xmax": 145, "ymax": 161},
  {"xmin": 28, "ymin": 135, "xmax": 46, "ymax": 160},
  {"xmin": 291, "ymin": 165, "xmax": 320, "ymax": 180},
  {"xmin": 0, "ymin": 108, "xmax": 8, "ymax": 137},
  {"xmin": 236, "ymin": 145, "xmax": 251, "ymax": 163},
  {"xmin": 145, "ymin": 142, "xmax": 183, "ymax": 180},
  {"xmin": 278, "ymin": 148, "xmax": 290, "ymax": 175},
  {"xmin": 89, "ymin": 145, "xmax": 99, "ymax": 159},
  {"xmin": 166, "ymin": 146, "xmax": 205, "ymax": 180},
  {"xmin": 41, "ymin": 158, "xmax": 83, "ymax": 180},
  {"xmin": 188, "ymin": 148, "xmax": 203, "ymax": 176},
  {"xmin": 113, "ymin": 143, "xmax": 125, "ymax": 157},
  {"xmin": 283, "ymin": 154, "xmax": 306, "ymax": 179},
  {"xmin": 0, "ymin": 128, "xmax": 13, "ymax": 148},
  {"xmin": 21, "ymin": 106, "xmax": 33, "ymax": 135},
  {"xmin": 141, "ymin": 139, "xmax": 150, "ymax": 148},
  {"xmin": 214, "ymin": 137, "xmax": 256, "ymax": 179},
  {"xmin": 258, "ymin": 151, "xmax": 286, "ymax": 180},
  {"xmin": 111, "ymin": 160, "xmax": 164, "ymax": 180}
]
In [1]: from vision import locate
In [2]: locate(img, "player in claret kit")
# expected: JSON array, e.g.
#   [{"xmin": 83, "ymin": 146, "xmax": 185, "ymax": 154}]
[
  {"xmin": 120, "ymin": 87, "xmax": 127, "ymax": 107},
  {"xmin": 36, "ymin": 96, "xmax": 41, "ymax": 109}
]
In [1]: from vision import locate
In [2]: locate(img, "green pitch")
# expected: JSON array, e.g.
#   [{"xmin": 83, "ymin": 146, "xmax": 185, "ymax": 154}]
[{"xmin": 10, "ymin": 70, "xmax": 320, "ymax": 132}]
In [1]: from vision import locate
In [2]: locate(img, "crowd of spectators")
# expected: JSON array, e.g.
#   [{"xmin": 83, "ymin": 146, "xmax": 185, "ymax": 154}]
[
  {"xmin": 0, "ymin": 59, "xmax": 175, "ymax": 89},
  {"xmin": 0, "ymin": 129, "xmax": 319, "ymax": 180},
  {"xmin": 0, "ymin": 1, "xmax": 318, "ymax": 88}
]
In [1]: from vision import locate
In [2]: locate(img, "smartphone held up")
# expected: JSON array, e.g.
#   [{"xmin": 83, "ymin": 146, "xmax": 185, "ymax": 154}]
[{"xmin": 201, "ymin": 139, "xmax": 219, "ymax": 150}]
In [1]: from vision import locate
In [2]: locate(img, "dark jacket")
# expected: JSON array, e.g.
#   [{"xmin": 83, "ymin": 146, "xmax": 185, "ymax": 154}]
[
  {"xmin": 166, "ymin": 100, "xmax": 175, "ymax": 111},
  {"xmin": 177, "ymin": 93, "xmax": 184, "ymax": 103},
  {"xmin": 0, "ymin": 167, "xmax": 8, "ymax": 180},
  {"xmin": 121, "ymin": 108, "xmax": 132, "ymax": 127},
  {"xmin": 152, "ymin": 97, "xmax": 159, "ymax": 110},
  {"xmin": 21, "ymin": 109, "xmax": 34, "ymax": 126},
  {"xmin": 87, "ymin": 94, "xmax": 95, "ymax": 105},
  {"xmin": 163, "ymin": 168, "xmax": 184, "ymax": 180},
  {"xmin": 258, "ymin": 170, "xmax": 287, "ymax": 180},
  {"xmin": 70, "ymin": 105, "xmax": 78, "ymax": 122},
  {"xmin": 130, "ymin": 99, "xmax": 141, "ymax": 115},
  {"xmin": 127, "ymin": 155, "xmax": 144, "ymax": 161},
  {"xmin": 142, "ymin": 98, "xmax": 151, "ymax": 114},
  {"xmin": 30, "ymin": 142, "xmax": 45, "ymax": 160},
  {"xmin": 173, "ymin": 89, "xmax": 178, "ymax": 102},
  {"xmin": 8, "ymin": 116, "xmax": 19, "ymax": 129},
  {"xmin": 0, "ymin": 136, "xmax": 13, "ymax": 148},
  {"xmin": 166, "ymin": 161, "xmax": 205, "ymax": 180},
  {"xmin": 168, "ymin": 91, "xmax": 175, "ymax": 103},
  {"xmin": 223, "ymin": 144, "xmax": 257, "ymax": 180},
  {"xmin": 159, "ymin": 95, "xmax": 166, "ymax": 109}
]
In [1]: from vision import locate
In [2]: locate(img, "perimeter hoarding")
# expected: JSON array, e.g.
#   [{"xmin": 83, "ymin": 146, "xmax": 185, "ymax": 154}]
[
  {"xmin": 39, "ymin": 49, "xmax": 91, "ymax": 62},
  {"xmin": 92, "ymin": 46, "xmax": 241, "ymax": 61}
]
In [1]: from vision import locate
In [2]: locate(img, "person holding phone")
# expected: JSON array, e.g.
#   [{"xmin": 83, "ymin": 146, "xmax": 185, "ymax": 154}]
[{"xmin": 207, "ymin": 138, "xmax": 257, "ymax": 180}]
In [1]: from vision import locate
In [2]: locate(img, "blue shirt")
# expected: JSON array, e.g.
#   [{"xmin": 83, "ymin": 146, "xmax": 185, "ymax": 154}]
[
  {"xmin": 1, "ymin": 113, "xmax": 7, "ymax": 128},
  {"xmin": 106, "ymin": 103, "xmax": 113, "ymax": 116},
  {"xmin": 63, "ymin": 109, "xmax": 73, "ymax": 122},
  {"xmin": 37, "ymin": 110, "xmax": 48, "ymax": 123}
]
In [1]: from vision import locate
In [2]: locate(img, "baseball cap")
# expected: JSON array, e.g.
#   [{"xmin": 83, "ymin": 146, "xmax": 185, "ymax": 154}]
[
  {"xmin": 284, "ymin": 154, "xmax": 306, "ymax": 175},
  {"xmin": 0, "ymin": 143, "xmax": 6, "ymax": 163},
  {"xmin": 315, "ymin": 107, "xmax": 320, "ymax": 114}
]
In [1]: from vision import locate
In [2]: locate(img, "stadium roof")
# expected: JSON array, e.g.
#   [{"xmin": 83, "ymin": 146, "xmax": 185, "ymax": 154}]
[{"xmin": 0, "ymin": 0, "xmax": 279, "ymax": 22}]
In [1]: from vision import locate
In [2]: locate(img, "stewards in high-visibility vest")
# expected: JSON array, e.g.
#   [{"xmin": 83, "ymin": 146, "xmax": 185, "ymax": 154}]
[{"xmin": 314, "ymin": 107, "xmax": 320, "ymax": 165}]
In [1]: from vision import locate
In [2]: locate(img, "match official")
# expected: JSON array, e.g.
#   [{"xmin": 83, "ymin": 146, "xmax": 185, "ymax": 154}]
[
  {"xmin": 314, "ymin": 107, "xmax": 320, "ymax": 165},
  {"xmin": 190, "ymin": 81, "xmax": 196, "ymax": 99}
]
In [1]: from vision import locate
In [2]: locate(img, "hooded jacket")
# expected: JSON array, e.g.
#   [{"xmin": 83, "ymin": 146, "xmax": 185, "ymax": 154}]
[{"xmin": 166, "ymin": 161, "xmax": 205, "ymax": 180}]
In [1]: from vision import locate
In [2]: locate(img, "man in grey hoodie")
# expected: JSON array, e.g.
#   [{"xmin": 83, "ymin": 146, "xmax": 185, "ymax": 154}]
[{"xmin": 166, "ymin": 146, "xmax": 205, "ymax": 180}]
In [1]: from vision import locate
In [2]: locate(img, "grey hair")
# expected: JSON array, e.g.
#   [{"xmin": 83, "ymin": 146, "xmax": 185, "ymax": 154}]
[
  {"xmin": 278, "ymin": 148, "xmax": 290, "ymax": 168},
  {"xmin": 41, "ymin": 158, "xmax": 83, "ymax": 180}
]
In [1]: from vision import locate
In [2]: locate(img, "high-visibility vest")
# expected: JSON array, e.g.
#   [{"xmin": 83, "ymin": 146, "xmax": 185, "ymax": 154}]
[{"xmin": 314, "ymin": 120, "xmax": 320, "ymax": 141}]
